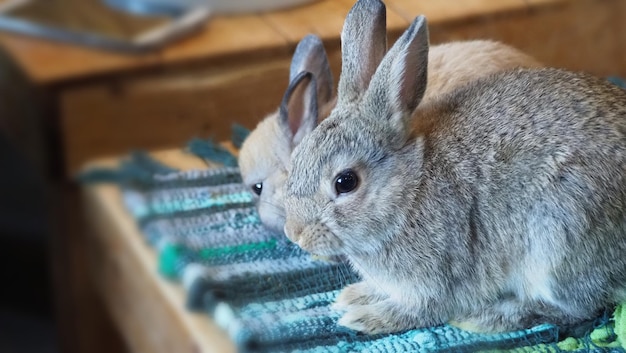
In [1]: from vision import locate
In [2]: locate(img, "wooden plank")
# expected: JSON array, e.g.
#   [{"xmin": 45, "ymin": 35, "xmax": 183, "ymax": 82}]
[
  {"xmin": 0, "ymin": 10, "xmax": 287, "ymax": 85},
  {"xmin": 261, "ymin": 0, "xmax": 408, "ymax": 44},
  {"xmin": 59, "ymin": 0, "xmax": 626, "ymax": 177},
  {"xmin": 50, "ymin": 183, "xmax": 129, "ymax": 353},
  {"xmin": 260, "ymin": 0, "xmax": 350, "ymax": 47},
  {"xmin": 258, "ymin": 0, "xmax": 349, "ymax": 87},
  {"xmin": 160, "ymin": 15, "xmax": 289, "ymax": 66},
  {"xmin": 524, "ymin": 0, "xmax": 571, "ymax": 5},
  {"xmin": 385, "ymin": 0, "xmax": 528, "ymax": 23},
  {"xmin": 617, "ymin": 0, "xmax": 626, "ymax": 70},
  {"xmin": 0, "ymin": 0, "xmax": 163, "ymax": 84},
  {"xmin": 0, "ymin": 32, "xmax": 160, "ymax": 85},
  {"xmin": 60, "ymin": 56, "xmax": 292, "ymax": 176},
  {"xmin": 83, "ymin": 158, "xmax": 236, "ymax": 353},
  {"xmin": 0, "ymin": 0, "xmax": 417, "ymax": 85},
  {"xmin": 0, "ymin": 0, "xmax": 615, "ymax": 86},
  {"xmin": 82, "ymin": 149, "xmax": 208, "ymax": 171},
  {"xmin": 423, "ymin": 0, "xmax": 626, "ymax": 78}
]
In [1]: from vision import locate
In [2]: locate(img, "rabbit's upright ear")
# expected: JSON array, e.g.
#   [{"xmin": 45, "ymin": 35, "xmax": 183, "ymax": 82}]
[
  {"xmin": 279, "ymin": 71, "xmax": 318, "ymax": 147},
  {"xmin": 289, "ymin": 34, "xmax": 334, "ymax": 109},
  {"xmin": 337, "ymin": 0, "xmax": 387, "ymax": 104},
  {"xmin": 365, "ymin": 15, "xmax": 429, "ymax": 136}
]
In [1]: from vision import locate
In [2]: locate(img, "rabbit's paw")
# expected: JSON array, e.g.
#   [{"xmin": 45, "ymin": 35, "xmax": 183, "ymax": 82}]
[
  {"xmin": 332, "ymin": 281, "xmax": 387, "ymax": 312},
  {"xmin": 337, "ymin": 301, "xmax": 412, "ymax": 335}
]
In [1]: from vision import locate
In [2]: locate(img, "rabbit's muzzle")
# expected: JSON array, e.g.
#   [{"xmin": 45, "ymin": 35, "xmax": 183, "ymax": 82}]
[
  {"xmin": 284, "ymin": 217, "xmax": 345, "ymax": 256},
  {"xmin": 284, "ymin": 217, "xmax": 303, "ymax": 244}
]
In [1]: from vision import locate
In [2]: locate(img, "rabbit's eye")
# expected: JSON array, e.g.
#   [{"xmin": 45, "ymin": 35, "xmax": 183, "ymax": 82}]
[
  {"xmin": 252, "ymin": 183, "xmax": 263, "ymax": 196},
  {"xmin": 335, "ymin": 170, "xmax": 359, "ymax": 194}
]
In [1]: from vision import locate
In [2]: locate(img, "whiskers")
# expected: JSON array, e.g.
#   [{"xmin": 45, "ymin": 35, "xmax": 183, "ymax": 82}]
[
  {"xmin": 335, "ymin": 257, "xmax": 360, "ymax": 287},
  {"xmin": 255, "ymin": 198, "xmax": 287, "ymax": 233},
  {"xmin": 259, "ymin": 199, "xmax": 286, "ymax": 215}
]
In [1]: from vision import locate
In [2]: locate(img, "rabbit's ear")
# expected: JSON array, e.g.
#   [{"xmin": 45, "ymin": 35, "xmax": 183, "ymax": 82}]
[
  {"xmin": 290, "ymin": 34, "xmax": 334, "ymax": 108},
  {"xmin": 366, "ymin": 15, "xmax": 429, "ymax": 135},
  {"xmin": 337, "ymin": 0, "xmax": 387, "ymax": 104},
  {"xmin": 279, "ymin": 71, "xmax": 318, "ymax": 147}
]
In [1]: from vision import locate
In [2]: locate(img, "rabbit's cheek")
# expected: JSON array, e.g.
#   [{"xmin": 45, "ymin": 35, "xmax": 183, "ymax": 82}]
[
  {"xmin": 257, "ymin": 206, "xmax": 285, "ymax": 234},
  {"xmin": 254, "ymin": 195, "xmax": 279, "ymax": 231}
]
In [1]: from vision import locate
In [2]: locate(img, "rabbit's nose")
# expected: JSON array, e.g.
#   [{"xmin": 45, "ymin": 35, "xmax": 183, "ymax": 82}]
[{"xmin": 284, "ymin": 219, "xmax": 303, "ymax": 243}]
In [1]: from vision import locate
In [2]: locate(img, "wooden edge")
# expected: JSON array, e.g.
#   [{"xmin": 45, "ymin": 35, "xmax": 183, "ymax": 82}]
[
  {"xmin": 0, "ymin": 0, "xmax": 577, "ymax": 85},
  {"xmin": 81, "ymin": 148, "xmax": 238, "ymax": 352},
  {"xmin": 80, "ymin": 148, "xmax": 212, "ymax": 173},
  {"xmin": 83, "ymin": 180, "xmax": 236, "ymax": 353}
]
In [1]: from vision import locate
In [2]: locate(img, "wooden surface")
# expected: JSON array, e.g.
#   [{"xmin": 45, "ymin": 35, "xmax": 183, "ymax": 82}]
[
  {"xmin": 82, "ymin": 149, "xmax": 236, "ymax": 353},
  {"xmin": 1, "ymin": 0, "xmax": 624, "ymax": 85},
  {"xmin": 49, "ymin": 182, "xmax": 129, "ymax": 353},
  {"xmin": 425, "ymin": 0, "xmax": 626, "ymax": 77},
  {"xmin": 0, "ymin": 0, "xmax": 623, "ymax": 176},
  {"xmin": 59, "ymin": 55, "xmax": 292, "ymax": 176},
  {"xmin": 55, "ymin": 0, "xmax": 626, "ymax": 176}
]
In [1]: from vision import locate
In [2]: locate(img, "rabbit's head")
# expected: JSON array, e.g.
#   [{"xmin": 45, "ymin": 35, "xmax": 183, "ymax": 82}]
[
  {"xmin": 245, "ymin": 1, "xmax": 539, "ymax": 235},
  {"xmin": 239, "ymin": 34, "xmax": 334, "ymax": 232},
  {"xmin": 284, "ymin": 0, "xmax": 430, "ymax": 256}
]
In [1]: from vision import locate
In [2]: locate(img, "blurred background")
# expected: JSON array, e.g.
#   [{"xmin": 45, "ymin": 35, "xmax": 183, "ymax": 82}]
[
  {"xmin": 0, "ymin": 0, "xmax": 623, "ymax": 352},
  {"xmin": 0, "ymin": 137, "xmax": 53, "ymax": 353}
]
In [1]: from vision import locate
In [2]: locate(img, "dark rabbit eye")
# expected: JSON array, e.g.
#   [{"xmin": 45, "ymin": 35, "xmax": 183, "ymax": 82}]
[
  {"xmin": 252, "ymin": 183, "xmax": 263, "ymax": 196},
  {"xmin": 335, "ymin": 170, "xmax": 359, "ymax": 194}
]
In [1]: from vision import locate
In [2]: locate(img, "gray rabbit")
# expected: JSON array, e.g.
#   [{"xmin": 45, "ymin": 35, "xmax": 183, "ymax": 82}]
[
  {"xmin": 283, "ymin": 0, "xmax": 626, "ymax": 335},
  {"xmin": 238, "ymin": 13, "xmax": 540, "ymax": 234}
]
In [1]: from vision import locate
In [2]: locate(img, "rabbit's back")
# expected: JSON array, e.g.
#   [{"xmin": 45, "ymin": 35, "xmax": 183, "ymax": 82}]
[
  {"xmin": 421, "ymin": 68, "xmax": 626, "ymax": 187},
  {"xmin": 417, "ymin": 68, "xmax": 626, "ymax": 307},
  {"xmin": 425, "ymin": 40, "xmax": 542, "ymax": 101}
]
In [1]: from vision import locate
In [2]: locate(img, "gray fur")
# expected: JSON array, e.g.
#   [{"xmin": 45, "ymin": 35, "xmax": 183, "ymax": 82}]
[
  {"xmin": 281, "ymin": 34, "xmax": 334, "ymax": 147},
  {"xmin": 279, "ymin": 71, "xmax": 318, "ymax": 146},
  {"xmin": 284, "ymin": 12, "xmax": 626, "ymax": 335},
  {"xmin": 289, "ymin": 34, "xmax": 334, "ymax": 107},
  {"xmin": 337, "ymin": 0, "xmax": 387, "ymax": 104}
]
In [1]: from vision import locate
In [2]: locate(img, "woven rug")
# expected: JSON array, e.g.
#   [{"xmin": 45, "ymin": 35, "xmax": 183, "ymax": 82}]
[{"xmin": 81, "ymin": 78, "xmax": 626, "ymax": 353}]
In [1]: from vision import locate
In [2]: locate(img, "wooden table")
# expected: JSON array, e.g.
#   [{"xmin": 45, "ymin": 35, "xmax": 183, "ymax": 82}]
[
  {"xmin": 0, "ymin": 0, "xmax": 624, "ymax": 177},
  {"xmin": 83, "ymin": 150, "xmax": 236, "ymax": 353},
  {"xmin": 0, "ymin": 0, "xmax": 623, "ymax": 352}
]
